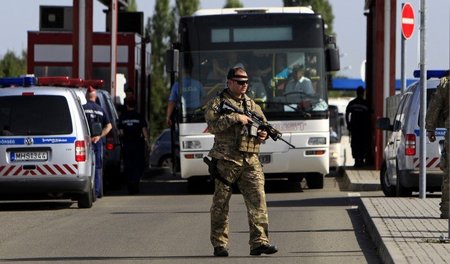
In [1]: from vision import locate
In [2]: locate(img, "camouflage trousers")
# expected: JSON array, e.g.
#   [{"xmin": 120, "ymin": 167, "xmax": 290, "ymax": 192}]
[{"xmin": 210, "ymin": 157, "xmax": 269, "ymax": 250}]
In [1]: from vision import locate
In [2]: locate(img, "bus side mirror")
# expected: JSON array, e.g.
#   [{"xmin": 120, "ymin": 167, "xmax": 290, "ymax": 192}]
[
  {"xmin": 325, "ymin": 35, "xmax": 340, "ymax": 72},
  {"xmin": 376, "ymin": 117, "xmax": 393, "ymax": 131},
  {"xmin": 165, "ymin": 49, "xmax": 179, "ymax": 74},
  {"xmin": 326, "ymin": 47, "xmax": 340, "ymax": 72}
]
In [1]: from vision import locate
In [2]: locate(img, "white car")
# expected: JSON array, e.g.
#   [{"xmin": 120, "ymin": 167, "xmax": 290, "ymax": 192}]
[
  {"xmin": 329, "ymin": 105, "xmax": 346, "ymax": 170},
  {"xmin": 377, "ymin": 77, "xmax": 445, "ymax": 197},
  {"xmin": 0, "ymin": 76, "xmax": 97, "ymax": 208}
]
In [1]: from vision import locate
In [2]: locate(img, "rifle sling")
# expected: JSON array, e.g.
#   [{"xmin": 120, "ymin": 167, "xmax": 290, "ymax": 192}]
[{"xmin": 214, "ymin": 173, "xmax": 233, "ymax": 187}]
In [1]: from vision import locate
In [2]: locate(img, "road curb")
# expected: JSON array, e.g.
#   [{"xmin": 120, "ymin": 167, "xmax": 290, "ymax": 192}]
[
  {"xmin": 359, "ymin": 198, "xmax": 396, "ymax": 264},
  {"xmin": 343, "ymin": 169, "xmax": 381, "ymax": 191}
]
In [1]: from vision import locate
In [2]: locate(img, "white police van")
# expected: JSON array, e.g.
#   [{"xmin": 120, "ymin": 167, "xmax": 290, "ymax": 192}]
[
  {"xmin": 377, "ymin": 71, "xmax": 447, "ymax": 197},
  {"xmin": 0, "ymin": 76, "xmax": 97, "ymax": 208}
]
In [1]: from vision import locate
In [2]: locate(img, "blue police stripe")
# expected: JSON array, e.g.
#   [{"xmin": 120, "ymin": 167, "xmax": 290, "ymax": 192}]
[
  {"xmin": 0, "ymin": 137, "xmax": 76, "ymax": 145},
  {"xmin": 414, "ymin": 129, "xmax": 447, "ymax": 137}
]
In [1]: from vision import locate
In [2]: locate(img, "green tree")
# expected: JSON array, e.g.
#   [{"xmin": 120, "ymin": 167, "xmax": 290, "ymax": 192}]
[
  {"xmin": 175, "ymin": 0, "xmax": 199, "ymax": 16},
  {"xmin": 171, "ymin": 0, "xmax": 200, "ymax": 42},
  {"xmin": 224, "ymin": 0, "xmax": 243, "ymax": 8},
  {"xmin": 283, "ymin": 0, "xmax": 334, "ymax": 35},
  {"xmin": 0, "ymin": 50, "xmax": 27, "ymax": 78},
  {"xmin": 145, "ymin": 0, "xmax": 200, "ymax": 138},
  {"xmin": 125, "ymin": 0, "xmax": 137, "ymax": 12},
  {"xmin": 148, "ymin": 0, "xmax": 173, "ymax": 138}
]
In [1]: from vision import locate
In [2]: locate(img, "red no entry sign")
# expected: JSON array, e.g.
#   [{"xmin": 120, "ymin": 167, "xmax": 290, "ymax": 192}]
[{"xmin": 401, "ymin": 3, "xmax": 415, "ymax": 39}]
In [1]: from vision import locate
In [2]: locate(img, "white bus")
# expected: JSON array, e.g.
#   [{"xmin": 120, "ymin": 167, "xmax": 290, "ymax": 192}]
[{"xmin": 167, "ymin": 7, "xmax": 340, "ymax": 189}]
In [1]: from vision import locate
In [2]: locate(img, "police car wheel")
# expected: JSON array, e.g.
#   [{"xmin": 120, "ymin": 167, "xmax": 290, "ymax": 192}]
[
  {"xmin": 380, "ymin": 163, "xmax": 396, "ymax": 197},
  {"xmin": 78, "ymin": 190, "xmax": 93, "ymax": 208},
  {"xmin": 78, "ymin": 180, "xmax": 94, "ymax": 208},
  {"xmin": 395, "ymin": 174, "xmax": 412, "ymax": 197}
]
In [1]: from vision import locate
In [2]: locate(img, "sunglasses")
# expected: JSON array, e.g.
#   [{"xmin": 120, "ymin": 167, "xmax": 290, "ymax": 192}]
[{"xmin": 233, "ymin": 79, "xmax": 248, "ymax": 85}]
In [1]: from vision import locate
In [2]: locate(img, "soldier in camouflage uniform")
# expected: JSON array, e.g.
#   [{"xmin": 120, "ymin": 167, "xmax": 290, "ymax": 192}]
[
  {"xmin": 426, "ymin": 75, "xmax": 449, "ymax": 219},
  {"xmin": 205, "ymin": 67, "xmax": 278, "ymax": 257}
]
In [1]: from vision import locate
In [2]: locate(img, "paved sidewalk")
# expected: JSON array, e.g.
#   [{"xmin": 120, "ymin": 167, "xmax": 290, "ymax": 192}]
[
  {"xmin": 344, "ymin": 169, "xmax": 450, "ymax": 263},
  {"xmin": 360, "ymin": 197, "xmax": 450, "ymax": 264}
]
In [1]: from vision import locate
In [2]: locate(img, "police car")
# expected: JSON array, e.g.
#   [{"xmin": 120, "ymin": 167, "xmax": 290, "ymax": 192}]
[
  {"xmin": 377, "ymin": 70, "xmax": 447, "ymax": 197},
  {"xmin": 0, "ymin": 76, "xmax": 97, "ymax": 208}
]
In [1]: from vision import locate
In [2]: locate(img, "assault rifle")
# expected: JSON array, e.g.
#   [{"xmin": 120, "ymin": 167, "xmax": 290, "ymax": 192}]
[{"xmin": 220, "ymin": 100, "xmax": 296, "ymax": 148}]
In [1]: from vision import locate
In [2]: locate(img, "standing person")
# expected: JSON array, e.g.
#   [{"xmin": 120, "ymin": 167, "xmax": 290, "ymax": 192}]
[
  {"xmin": 124, "ymin": 87, "xmax": 135, "ymax": 103},
  {"xmin": 204, "ymin": 67, "xmax": 278, "ymax": 257},
  {"xmin": 426, "ymin": 75, "xmax": 450, "ymax": 219},
  {"xmin": 166, "ymin": 68, "xmax": 205, "ymax": 127},
  {"xmin": 117, "ymin": 87, "xmax": 135, "ymax": 117},
  {"xmin": 119, "ymin": 99, "xmax": 149, "ymax": 195},
  {"xmin": 83, "ymin": 86, "xmax": 112, "ymax": 198},
  {"xmin": 345, "ymin": 86, "xmax": 371, "ymax": 167}
]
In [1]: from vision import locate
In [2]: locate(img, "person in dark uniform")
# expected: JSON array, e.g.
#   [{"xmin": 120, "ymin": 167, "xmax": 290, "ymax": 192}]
[
  {"xmin": 83, "ymin": 86, "xmax": 112, "ymax": 198},
  {"xmin": 345, "ymin": 86, "xmax": 371, "ymax": 167},
  {"xmin": 119, "ymin": 98, "xmax": 149, "ymax": 194},
  {"xmin": 117, "ymin": 87, "xmax": 136, "ymax": 117}
]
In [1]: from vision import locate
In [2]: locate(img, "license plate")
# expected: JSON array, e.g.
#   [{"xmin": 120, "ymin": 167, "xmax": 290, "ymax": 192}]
[
  {"xmin": 259, "ymin": 154, "xmax": 271, "ymax": 164},
  {"xmin": 10, "ymin": 152, "xmax": 48, "ymax": 162}
]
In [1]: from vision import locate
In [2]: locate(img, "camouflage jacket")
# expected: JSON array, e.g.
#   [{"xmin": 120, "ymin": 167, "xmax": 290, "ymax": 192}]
[
  {"xmin": 425, "ymin": 76, "xmax": 449, "ymax": 131},
  {"xmin": 205, "ymin": 89, "xmax": 267, "ymax": 165}
]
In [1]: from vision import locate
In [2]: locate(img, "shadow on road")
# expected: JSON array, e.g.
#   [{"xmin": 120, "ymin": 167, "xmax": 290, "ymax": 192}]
[
  {"xmin": 0, "ymin": 200, "xmax": 73, "ymax": 211},
  {"xmin": 106, "ymin": 167, "xmax": 305, "ymax": 196}
]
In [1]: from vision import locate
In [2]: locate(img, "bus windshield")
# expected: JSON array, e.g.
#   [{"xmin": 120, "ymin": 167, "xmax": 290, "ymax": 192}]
[{"xmin": 178, "ymin": 49, "xmax": 328, "ymax": 123}]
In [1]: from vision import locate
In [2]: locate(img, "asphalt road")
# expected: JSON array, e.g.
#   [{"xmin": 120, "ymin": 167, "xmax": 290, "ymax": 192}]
[{"xmin": 0, "ymin": 171, "xmax": 382, "ymax": 264}]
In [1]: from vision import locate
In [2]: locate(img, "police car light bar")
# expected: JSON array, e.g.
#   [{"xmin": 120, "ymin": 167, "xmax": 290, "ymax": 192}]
[
  {"xmin": 68, "ymin": 78, "xmax": 83, "ymax": 87},
  {"xmin": 36, "ymin": 76, "xmax": 71, "ymax": 86},
  {"xmin": 0, "ymin": 76, "xmax": 36, "ymax": 87},
  {"xmin": 83, "ymin": 79, "xmax": 104, "ymax": 88},
  {"xmin": 38, "ymin": 77, "xmax": 100, "ymax": 88},
  {"xmin": 0, "ymin": 76, "xmax": 106, "ymax": 88},
  {"xmin": 413, "ymin": 70, "xmax": 449, "ymax": 79}
]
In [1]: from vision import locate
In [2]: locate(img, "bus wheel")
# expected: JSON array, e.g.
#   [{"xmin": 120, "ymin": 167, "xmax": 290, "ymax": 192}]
[
  {"xmin": 288, "ymin": 175, "xmax": 303, "ymax": 182},
  {"xmin": 305, "ymin": 173, "xmax": 324, "ymax": 189}
]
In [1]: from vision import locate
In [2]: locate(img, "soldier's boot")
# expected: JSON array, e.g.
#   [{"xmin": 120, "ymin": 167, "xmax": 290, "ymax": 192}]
[
  {"xmin": 250, "ymin": 244, "xmax": 278, "ymax": 256},
  {"xmin": 440, "ymin": 174, "xmax": 449, "ymax": 219},
  {"xmin": 213, "ymin": 246, "xmax": 229, "ymax": 257}
]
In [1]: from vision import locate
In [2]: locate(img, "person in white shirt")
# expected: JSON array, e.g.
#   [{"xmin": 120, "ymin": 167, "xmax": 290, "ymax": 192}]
[{"xmin": 284, "ymin": 64, "xmax": 314, "ymax": 96}]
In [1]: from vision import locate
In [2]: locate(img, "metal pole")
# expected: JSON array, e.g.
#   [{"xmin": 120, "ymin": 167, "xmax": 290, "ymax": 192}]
[
  {"xmin": 418, "ymin": 0, "xmax": 426, "ymax": 199},
  {"xmin": 170, "ymin": 69, "xmax": 176, "ymax": 176},
  {"xmin": 383, "ymin": 0, "xmax": 391, "ymax": 118},
  {"xmin": 448, "ymin": 0, "xmax": 450, "ymax": 239},
  {"xmin": 169, "ymin": 48, "xmax": 179, "ymax": 176},
  {"xmin": 78, "ymin": 0, "xmax": 86, "ymax": 79},
  {"xmin": 448, "ymin": 75, "xmax": 450, "ymax": 239},
  {"xmin": 400, "ymin": 3, "xmax": 406, "ymax": 94},
  {"xmin": 110, "ymin": 0, "xmax": 117, "ymax": 103}
]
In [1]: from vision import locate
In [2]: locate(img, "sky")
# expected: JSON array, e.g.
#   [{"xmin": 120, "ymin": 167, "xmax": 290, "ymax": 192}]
[{"xmin": 0, "ymin": 0, "xmax": 448, "ymax": 79}]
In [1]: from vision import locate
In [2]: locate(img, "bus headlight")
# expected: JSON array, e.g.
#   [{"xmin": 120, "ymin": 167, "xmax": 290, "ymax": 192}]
[
  {"xmin": 308, "ymin": 137, "xmax": 326, "ymax": 145},
  {"xmin": 183, "ymin": 140, "xmax": 202, "ymax": 149}
]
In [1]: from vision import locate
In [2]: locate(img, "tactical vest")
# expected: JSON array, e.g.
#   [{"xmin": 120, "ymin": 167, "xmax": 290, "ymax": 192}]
[{"xmin": 220, "ymin": 91, "xmax": 262, "ymax": 154}]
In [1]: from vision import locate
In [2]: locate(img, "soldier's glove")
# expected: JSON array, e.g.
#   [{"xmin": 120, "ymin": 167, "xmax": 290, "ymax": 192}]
[{"xmin": 427, "ymin": 130, "xmax": 436, "ymax": 142}]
